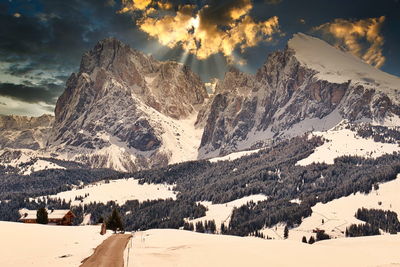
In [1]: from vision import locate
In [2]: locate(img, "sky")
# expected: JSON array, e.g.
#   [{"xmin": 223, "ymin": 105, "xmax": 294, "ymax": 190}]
[{"xmin": 0, "ymin": 0, "xmax": 399, "ymax": 116}]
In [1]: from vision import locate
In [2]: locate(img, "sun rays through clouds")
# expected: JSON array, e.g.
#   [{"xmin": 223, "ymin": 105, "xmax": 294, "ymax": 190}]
[{"xmin": 119, "ymin": 0, "xmax": 281, "ymax": 64}]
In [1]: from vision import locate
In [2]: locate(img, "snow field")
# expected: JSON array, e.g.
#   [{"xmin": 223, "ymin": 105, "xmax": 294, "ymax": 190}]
[
  {"xmin": 208, "ymin": 149, "xmax": 261, "ymax": 163},
  {"xmin": 297, "ymin": 127, "xmax": 400, "ymax": 166},
  {"xmin": 44, "ymin": 178, "xmax": 176, "ymax": 205},
  {"xmin": 128, "ymin": 228, "xmax": 400, "ymax": 267},
  {"xmin": 287, "ymin": 174, "xmax": 400, "ymax": 241},
  {"xmin": 188, "ymin": 195, "xmax": 268, "ymax": 230},
  {"xmin": 0, "ymin": 221, "xmax": 110, "ymax": 267},
  {"xmin": 1, "ymin": 149, "xmax": 65, "ymax": 175},
  {"xmin": 22, "ymin": 159, "xmax": 65, "ymax": 175}
]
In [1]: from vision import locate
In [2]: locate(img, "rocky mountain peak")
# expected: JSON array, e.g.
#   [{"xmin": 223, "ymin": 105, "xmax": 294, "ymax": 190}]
[
  {"xmin": 198, "ymin": 33, "xmax": 400, "ymax": 158},
  {"xmin": 79, "ymin": 37, "xmax": 155, "ymax": 76},
  {"xmin": 48, "ymin": 37, "xmax": 208, "ymax": 171}
]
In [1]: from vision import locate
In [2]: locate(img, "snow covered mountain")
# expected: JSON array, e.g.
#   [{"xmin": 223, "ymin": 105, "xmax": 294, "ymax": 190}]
[
  {"xmin": 197, "ymin": 33, "xmax": 400, "ymax": 158},
  {"xmin": 1, "ymin": 33, "xmax": 399, "ymax": 172},
  {"xmin": 47, "ymin": 38, "xmax": 208, "ymax": 172}
]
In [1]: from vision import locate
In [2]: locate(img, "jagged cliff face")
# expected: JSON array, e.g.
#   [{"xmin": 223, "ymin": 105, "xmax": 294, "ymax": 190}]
[
  {"xmin": 197, "ymin": 34, "xmax": 400, "ymax": 158},
  {"xmin": 0, "ymin": 114, "xmax": 53, "ymax": 150},
  {"xmin": 48, "ymin": 38, "xmax": 207, "ymax": 171}
]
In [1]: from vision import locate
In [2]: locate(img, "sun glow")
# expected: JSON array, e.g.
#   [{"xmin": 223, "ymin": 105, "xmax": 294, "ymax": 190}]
[
  {"xmin": 189, "ymin": 15, "xmax": 200, "ymax": 32},
  {"xmin": 122, "ymin": 0, "xmax": 280, "ymax": 63}
]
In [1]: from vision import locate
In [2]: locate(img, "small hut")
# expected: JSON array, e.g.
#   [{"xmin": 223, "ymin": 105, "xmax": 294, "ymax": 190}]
[{"xmin": 19, "ymin": 209, "xmax": 75, "ymax": 225}]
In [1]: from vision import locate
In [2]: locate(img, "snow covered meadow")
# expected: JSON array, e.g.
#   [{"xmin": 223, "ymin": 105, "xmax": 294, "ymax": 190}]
[
  {"xmin": 128, "ymin": 228, "xmax": 400, "ymax": 267},
  {"xmin": 0, "ymin": 221, "xmax": 110, "ymax": 267},
  {"xmin": 43, "ymin": 178, "xmax": 176, "ymax": 206}
]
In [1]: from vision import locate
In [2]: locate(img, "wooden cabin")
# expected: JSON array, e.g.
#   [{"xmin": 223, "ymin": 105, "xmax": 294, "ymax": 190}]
[{"xmin": 19, "ymin": 209, "xmax": 75, "ymax": 225}]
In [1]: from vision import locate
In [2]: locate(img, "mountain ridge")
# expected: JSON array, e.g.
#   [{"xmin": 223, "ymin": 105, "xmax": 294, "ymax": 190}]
[
  {"xmin": 1, "ymin": 33, "xmax": 399, "ymax": 171},
  {"xmin": 197, "ymin": 33, "xmax": 400, "ymax": 158}
]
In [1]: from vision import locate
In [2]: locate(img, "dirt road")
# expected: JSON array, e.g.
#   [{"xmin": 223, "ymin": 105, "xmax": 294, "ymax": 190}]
[{"xmin": 80, "ymin": 234, "xmax": 132, "ymax": 267}]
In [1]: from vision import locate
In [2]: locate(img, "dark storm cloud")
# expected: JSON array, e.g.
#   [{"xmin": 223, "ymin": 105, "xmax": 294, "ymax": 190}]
[
  {"xmin": 0, "ymin": 0, "xmax": 150, "ymax": 113},
  {"xmin": 0, "ymin": 82, "xmax": 64, "ymax": 105},
  {"xmin": 1, "ymin": 1, "xmax": 104, "ymax": 69},
  {"xmin": 5, "ymin": 64, "xmax": 36, "ymax": 76}
]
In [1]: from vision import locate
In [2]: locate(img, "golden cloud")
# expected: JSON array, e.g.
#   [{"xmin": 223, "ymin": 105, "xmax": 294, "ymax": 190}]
[
  {"xmin": 119, "ymin": 0, "xmax": 152, "ymax": 12},
  {"xmin": 157, "ymin": 1, "xmax": 173, "ymax": 10},
  {"xmin": 228, "ymin": 0, "xmax": 252, "ymax": 20},
  {"xmin": 314, "ymin": 16, "xmax": 386, "ymax": 68},
  {"xmin": 138, "ymin": 5, "xmax": 196, "ymax": 49},
  {"xmin": 120, "ymin": 0, "xmax": 280, "ymax": 62}
]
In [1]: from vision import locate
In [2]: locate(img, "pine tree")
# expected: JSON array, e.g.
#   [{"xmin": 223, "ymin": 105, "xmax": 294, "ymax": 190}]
[
  {"xmin": 106, "ymin": 208, "xmax": 123, "ymax": 233},
  {"xmin": 183, "ymin": 222, "xmax": 191, "ymax": 230},
  {"xmin": 220, "ymin": 223, "xmax": 227, "ymax": 234},
  {"xmin": 208, "ymin": 220, "xmax": 216, "ymax": 234},
  {"xmin": 183, "ymin": 221, "xmax": 194, "ymax": 231},
  {"xmin": 36, "ymin": 207, "xmax": 48, "ymax": 224},
  {"xmin": 302, "ymin": 236, "xmax": 307, "ymax": 243},
  {"xmin": 316, "ymin": 230, "xmax": 330, "ymax": 241},
  {"xmin": 284, "ymin": 225, "xmax": 289, "ymax": 239},
  {"xmin": 195, "ymin": 221, "xmax": 205, "ymax": 233}
]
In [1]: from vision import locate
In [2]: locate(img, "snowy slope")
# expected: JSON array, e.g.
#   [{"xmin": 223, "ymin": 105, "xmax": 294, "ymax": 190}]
[
  {"xmin": 22, "ymin": 159, "xmax": 65, "ymax": 175},
  {"xmin": 208, "ymin": 149, "xmax": 260, "ymax": 163},
  {"xmin": 287, "ymin": 174, "xmax": 400, "ymax": 241},
  {"xmin": 297, "ymin": 124, "xmax": 400, "ymax": 166},
  {"xmin": 0, "ymin": 221, "xmax": 110, "ymax": 267},
  {"xmin": 188, "ymin": 195, "xmax": 268, "ymax": 229},
  {"xmin": 44, "ymin": 178, "xmax": 176, "ymax": 205},
  {"xmin": 137, "ymin": 105, "xmax": 203, "ymax": 165},
  {"xmin": 1, "ymin": 150, "xmax": 66, "ymax": 175},
  {"xmin": 129, "ymin": 229, "xmax": 400, "ymax": 267},
  {"xmin": 289, "ymin": 33, "xmax": 400, "ymax": 103}
]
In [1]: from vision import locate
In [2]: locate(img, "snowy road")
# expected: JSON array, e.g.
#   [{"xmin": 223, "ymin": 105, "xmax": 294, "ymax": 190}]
[{"xmin": 80, "ymin": 234, "xmax": 132, "ymax": 267}]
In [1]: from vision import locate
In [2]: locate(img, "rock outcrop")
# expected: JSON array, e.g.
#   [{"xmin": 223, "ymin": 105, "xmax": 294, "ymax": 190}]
[{"xmin": 0, "ymin": 114, "xmax": 53, "ymax": 150}]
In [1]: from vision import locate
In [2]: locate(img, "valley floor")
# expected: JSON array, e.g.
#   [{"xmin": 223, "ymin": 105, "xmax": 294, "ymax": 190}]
[{"xmin": 129, "ymin": 229, "xmax": 400, "ymax": 267}]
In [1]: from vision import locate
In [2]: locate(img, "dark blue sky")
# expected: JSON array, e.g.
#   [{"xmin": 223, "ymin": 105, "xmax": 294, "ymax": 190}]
[{"xmin": 0, "ymin": 0, "xmax": 399, "ymax": 115}]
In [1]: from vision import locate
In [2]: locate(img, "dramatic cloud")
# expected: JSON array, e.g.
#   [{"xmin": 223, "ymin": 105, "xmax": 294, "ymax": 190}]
[
  {"xmin": 119, "ymin": 0, "xmax": 152, "ymax": 12},
  {"xmin": 0, "ymin": 0, "xmax": 148, "ymax": 115},
  {"xmin": 0, "ymin": 82, "xmax": 63, "ymax": 105},
  {"xmin": 314, "ymin": 16, "xmax": 386, "ymax": 68},
  {"xmin": 120, "ymin": 0, "xmax": 280, "ymax": 62}
]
